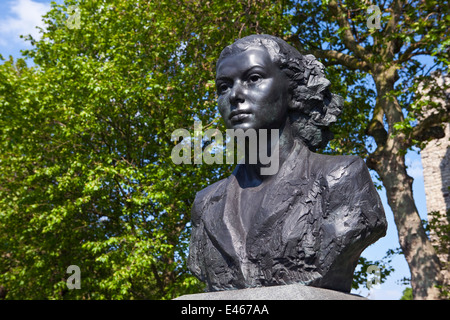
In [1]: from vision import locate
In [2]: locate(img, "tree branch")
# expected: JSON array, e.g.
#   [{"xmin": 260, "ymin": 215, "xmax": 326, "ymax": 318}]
[
  {"xmin": 410, "ymin": 110, "xmax": 449, "ymax": 145},
  {"xmin": 328, "ymin": 0, "xmax": 372, "ymax": 62},
  {"xmin": 151, "ymin": 263, "xmax": 166, "ymax": 294},
  {"xmin": 287, "ymin": 35, "xmax": 370, "ymax": 71},
  {"xmin": 398, "ymin": 41, "xmax": 426, "ymax": 64},
  {"xmin": 366, "ymin": 103, "xmax": 388, "ymax": 146}
]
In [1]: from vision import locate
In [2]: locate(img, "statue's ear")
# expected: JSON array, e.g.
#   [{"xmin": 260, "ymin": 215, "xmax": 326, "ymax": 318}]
[
  {"xmin": 287, "ymin": 90, "xmax": 302, "ymax": 112},
  {"xmin": 287, "ymin": 95, "xmax": 295, "ymax": 111}
]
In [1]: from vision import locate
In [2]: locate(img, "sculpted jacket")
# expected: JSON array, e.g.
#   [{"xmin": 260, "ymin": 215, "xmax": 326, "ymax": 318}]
[{"xmin": 188, "ymin": 140, "xmax": 387, "ymax": 293}]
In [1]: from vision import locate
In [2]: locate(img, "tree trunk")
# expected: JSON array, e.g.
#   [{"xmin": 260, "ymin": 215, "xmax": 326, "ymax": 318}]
[
  {"xmin": 368, "ymin": 71, "xmax": 443, "ymax": 299},
  {"xmin": 377, "ymin": 147, "xmax": 442, "ymax": 299}
]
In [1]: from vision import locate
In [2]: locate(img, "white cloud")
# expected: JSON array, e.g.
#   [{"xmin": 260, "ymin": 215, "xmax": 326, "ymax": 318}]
[
  {"xmin": 0, "ymin": 0, "xmax": 50, "ymax": 47},
  {"xmin": 353, "ymin": 284, "xmax": 405, "ymax": 300},
  {"xmin": 367, "ymin": 288, "xmax": 404, "ymax": 300},
  {"xmin": 406, "ymin": 158, "xmax": 424, "ymax": 180}
]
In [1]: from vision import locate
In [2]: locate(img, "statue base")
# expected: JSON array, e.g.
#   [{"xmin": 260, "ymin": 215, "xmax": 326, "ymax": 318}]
[{"xmin": 174, "ymin": 283, "xmax": 366, "ymax": 300}]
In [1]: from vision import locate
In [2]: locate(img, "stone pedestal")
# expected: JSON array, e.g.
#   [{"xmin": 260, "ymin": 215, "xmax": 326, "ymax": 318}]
[{"xmin": 174, "ymin": 283, "xmax": 366, "ymax": 300}]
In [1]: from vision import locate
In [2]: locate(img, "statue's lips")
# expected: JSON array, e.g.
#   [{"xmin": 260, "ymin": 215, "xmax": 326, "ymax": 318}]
[{"xmin": 229, "ymin": 111, "xmax": 252, "ymax": 122}]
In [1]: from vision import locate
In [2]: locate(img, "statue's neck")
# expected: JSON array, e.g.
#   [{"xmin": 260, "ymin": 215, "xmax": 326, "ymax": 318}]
[{"xmin": 239, "ymin": 119, "xmax": 295, "ymax": 187}]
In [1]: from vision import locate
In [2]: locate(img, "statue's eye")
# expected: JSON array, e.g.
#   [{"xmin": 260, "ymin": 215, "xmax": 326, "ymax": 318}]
[
  {"xmin": 217, "ymin": 82, "xmax": 230, "ymax": 94},
  {"xmin": 248, "ymin": 74, "xmax": 262, "ymax": 83}
]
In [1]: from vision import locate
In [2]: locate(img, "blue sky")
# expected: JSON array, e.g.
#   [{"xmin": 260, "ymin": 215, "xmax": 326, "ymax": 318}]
[
  {"xmin": 0, "ymin": 0, "xmax": 431, "ymax": 300},
  {"xmin": 0, "ymin": 0, "xmax": 53, "ymax": 61}
]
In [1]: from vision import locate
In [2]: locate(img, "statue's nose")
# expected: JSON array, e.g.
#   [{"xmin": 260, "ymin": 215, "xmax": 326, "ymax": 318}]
[{"xmin": 229, "ymin": 81, "xmax": 245, "ymax": 106}]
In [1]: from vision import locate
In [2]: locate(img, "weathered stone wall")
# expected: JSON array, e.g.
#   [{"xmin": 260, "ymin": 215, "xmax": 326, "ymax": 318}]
[
  {"xmin": 419, "ymin": 73, "xmax": 449, "ymax": 296},
  {"xmin": 421, "ymin": 123, "xmax": 450, "ymax": 217}
]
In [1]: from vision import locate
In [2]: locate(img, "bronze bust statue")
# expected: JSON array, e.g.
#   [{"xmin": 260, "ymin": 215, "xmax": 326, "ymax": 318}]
[{"xmin": 187, "ymin": 35, "xmax": 387, "ymax": 293}]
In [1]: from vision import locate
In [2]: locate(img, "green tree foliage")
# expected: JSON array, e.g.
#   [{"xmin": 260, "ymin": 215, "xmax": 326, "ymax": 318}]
[
  {"xmin": 352, "ymin": 255, "xmax": 395, "ymax": 291},
  {"xmin": 400, "ymin": 287, "xmax": 413, "ymax": 300},
  {"xmin": 0, "ymin": 0, "xmax": 288, "ymax": 299}
]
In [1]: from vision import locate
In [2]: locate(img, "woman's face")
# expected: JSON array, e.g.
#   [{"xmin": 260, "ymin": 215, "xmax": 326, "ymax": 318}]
[{"xmin": 216, "ymin": 46, "xmax": 290, "ymax": 131}]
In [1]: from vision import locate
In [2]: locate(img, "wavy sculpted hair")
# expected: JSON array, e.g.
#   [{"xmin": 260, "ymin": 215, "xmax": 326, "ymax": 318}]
[{"xmin": 217, "ymin": 34, "xmax": 344, "ymax": 151}]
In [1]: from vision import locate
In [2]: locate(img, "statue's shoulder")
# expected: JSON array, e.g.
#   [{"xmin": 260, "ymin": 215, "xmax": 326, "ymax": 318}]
[
  {"xmin": 194, "ymin": 177, "xmax": 228, "ymax": 201},
  {"xmin": 308, "ymin": 151, "xmax": 369, "ymax": 183},
  {"xmin": 191, "ymin": 177, "xmax": 229, "ymax": 222},
  {"xmin": 306, "ymin": 150, "xmax": 386, "ymax": 228}
]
